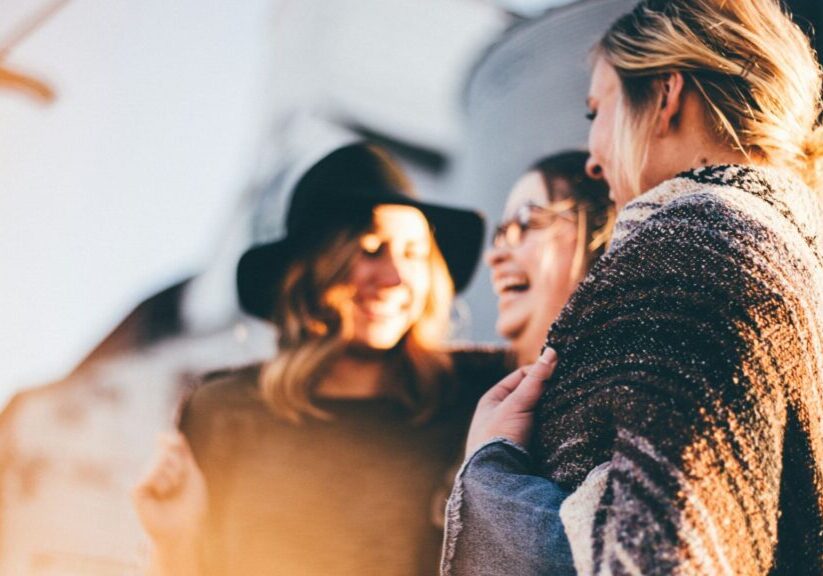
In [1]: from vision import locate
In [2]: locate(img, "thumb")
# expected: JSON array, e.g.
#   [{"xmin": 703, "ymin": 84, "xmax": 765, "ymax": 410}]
[{"xmin": 502, "ymin": 347, "xmax": 557, "ymax": 413}]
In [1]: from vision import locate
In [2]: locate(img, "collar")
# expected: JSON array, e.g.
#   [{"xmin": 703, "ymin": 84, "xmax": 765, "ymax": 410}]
[{"xmin": 609, "ymin": 164, "xmax": 810, "ymax": 250}]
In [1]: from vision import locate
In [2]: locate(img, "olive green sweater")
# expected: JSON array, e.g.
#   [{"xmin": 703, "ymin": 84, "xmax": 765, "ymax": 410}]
[{"xmin": 179, "ymin": 348, "xmax": 509, "ymax": 576}]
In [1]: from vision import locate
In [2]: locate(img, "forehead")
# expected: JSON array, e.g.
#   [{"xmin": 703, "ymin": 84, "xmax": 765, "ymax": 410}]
[
  {"xmin": 504, "ymin": 172, "xmax": 549, "ymax": 218},
  {"xmin": 371, "ymin": 204, "xmax": 430, "ymax": 237},
  {"xmin": 589, "ymin": 58, "xmax": 620, "ymax": 99}
]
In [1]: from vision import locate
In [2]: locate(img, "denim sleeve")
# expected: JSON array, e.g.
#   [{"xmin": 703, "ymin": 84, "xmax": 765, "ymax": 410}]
[{"xmin": 440, "ymin": 438, "xmax": 575, "ymax": 576}]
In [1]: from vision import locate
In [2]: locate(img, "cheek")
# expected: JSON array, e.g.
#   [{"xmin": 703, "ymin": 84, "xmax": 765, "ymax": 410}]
[
  {"xmin": 514, "ymin": 235, "xmax": 553, "ymax": 278},
  {"xmin": 532, "ymin": 241, "xmax": 575, "ymax": 296},
  {"xmin": 589, "ymin": 118, "xmax": 609, "ymax": 160},
  {"xmin": 404, "ymin": 263, "xmax": 432, "ymax": 305},
  {"xmin": 516, "ymin": 242, "xmax": 544, "ymax": 280},
  {"xmin": 346, "ymin": 259, "xmax": 369, "ymax": 290}
]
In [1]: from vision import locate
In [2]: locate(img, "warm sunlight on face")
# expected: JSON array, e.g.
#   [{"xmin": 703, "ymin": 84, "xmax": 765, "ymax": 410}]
[
  {"xmin": 346, "ymin": 205, "xmax": 432, "ymax": 350},
  {"xmin": 586, "ymin": 58, "xmax": 634, "ymax": 210},
  {"xmin": 486, "ymin": 172, "xmax": 578, "ymax": 364}
]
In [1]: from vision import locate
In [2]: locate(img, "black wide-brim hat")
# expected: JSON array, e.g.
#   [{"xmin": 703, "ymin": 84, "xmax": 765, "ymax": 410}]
[{"xmin": 237, "ymin": 143, "xmax": 485, "ymax": 321}]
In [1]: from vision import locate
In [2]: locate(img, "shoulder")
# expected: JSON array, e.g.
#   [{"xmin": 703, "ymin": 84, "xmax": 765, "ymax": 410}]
[
  {"xmin": 178, "ymin": 363, "xmax": 274, "ymax": 468},
  {"xmin": 606, "ymin": 175, "xmax": 790, "ymax": 284},
  {"xmin": 178, "ymin": 363, "xmax": 264, "ymax": 427},
  {"xmin": 554, "ymin": 172, "xmax": 790, "ymax": 331},
  {"xmin": 552, "ymin": 169, "xmax": 808, "ymax": 344},
  {"xmin": 444, "ymin": 345, "xmax": 513, "ymax": 403},
  {"xmin": 614, "ymin": 165, "xmax": 816, "ymax": 254},
  {"xmin": 617, "ymin": 183, "xmax": 753, "ymax": 250},
  {"xmin": 447, "ymin": 345, "xmax": 512, "ymax": 379}
]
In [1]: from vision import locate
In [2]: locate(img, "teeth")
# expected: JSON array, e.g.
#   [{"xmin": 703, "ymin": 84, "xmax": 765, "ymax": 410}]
[
  {"xmin": 496, "ymin": 275, "xmax": 530, "ymax": 293},
  {"xmin": 361, "ymin": 301, "xmax": 406, "ymax": 315}
]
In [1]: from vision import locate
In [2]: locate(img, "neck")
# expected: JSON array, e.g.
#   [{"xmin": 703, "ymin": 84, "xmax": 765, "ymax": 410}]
[
  {"xmin": 650, "ymin": 139, "xmax": 752, "ymax": 193},
  {"xmin": 513, "ymin": 343, "xmax": 536, "ymax": 367},
  {"xmin": 686, "ymin": 146, "xmax": 752, "ymax": 173},
  {"xmin": 647, "ymin": 89, "xmax": 756, "ymax": 191},
  {"xmin": 513, "ymin": 326, "xmax": 548, "ymax": 366},
  {"xmin": 315, "ymin": 351, "xmax": 388, "ymax": 399}
]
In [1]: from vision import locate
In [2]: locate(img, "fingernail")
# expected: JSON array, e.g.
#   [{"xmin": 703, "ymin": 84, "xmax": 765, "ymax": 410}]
[{"xmin": 537, "ymin": 347, "xmax": 557, "ymax": 365}]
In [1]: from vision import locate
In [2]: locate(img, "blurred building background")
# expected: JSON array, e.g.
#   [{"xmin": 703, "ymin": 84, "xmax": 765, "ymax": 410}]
[{"xmin": 0, "ymin": 0, "xmax": 819, "ymax": 573}]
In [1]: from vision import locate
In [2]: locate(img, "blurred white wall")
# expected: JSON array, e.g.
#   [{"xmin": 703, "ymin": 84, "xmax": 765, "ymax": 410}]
[
  {"xmin": 264, "ymin": 0, "xmax": 506, "ymax": 154},
  {"xmin": 0, "ymin": 0, "xmax": 274, "ymax": 401},
  {"xmin": 0, "ymin": 0, "xmax": 508, "ymax": 407},
  {"xmin": 495, "ymin": 0, "xmax": 578, "ymax": 16}
]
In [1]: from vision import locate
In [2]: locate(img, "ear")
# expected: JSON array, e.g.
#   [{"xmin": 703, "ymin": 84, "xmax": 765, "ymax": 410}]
[{"xmin": 655, "ymin": 72, "xmax": 685, "ymax": 136}]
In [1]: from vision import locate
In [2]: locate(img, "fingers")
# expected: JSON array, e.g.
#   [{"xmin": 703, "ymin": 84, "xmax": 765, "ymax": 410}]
[
  {"xmin": 501, "ymin": 347, "xmax": 558, "ymax": 414},
  {"xmin": 522, "ymin": 347, "xmax": 557, "ymax": 389},
  {"xmin": 134, "ymin": 432, "xmax": 193, "ymax": 500},
  {"xmin": 480, "ymin": 365, "xmax": 533, "ymax": 404},
  {"xmin": 465, "ymin": 348, "xmax": 559, "ymax": 454}
]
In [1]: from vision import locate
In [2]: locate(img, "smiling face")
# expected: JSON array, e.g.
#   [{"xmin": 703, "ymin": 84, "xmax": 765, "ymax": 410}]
[
  {"xmin": 486, "ymin": 172, "xmax": 579, "ymax": 364},
  {"xmin": 345, "ymin": 204, "xmax": 433, "ymax": 351},
  {"xmin": 585, "ymin": 58, "xmax": 636, "ymax": 210}
]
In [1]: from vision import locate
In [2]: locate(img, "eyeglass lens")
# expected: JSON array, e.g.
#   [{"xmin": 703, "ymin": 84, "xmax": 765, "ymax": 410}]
[{"xmin": 491, "ymin": 203, "xmax": 575, "ymax": 248}]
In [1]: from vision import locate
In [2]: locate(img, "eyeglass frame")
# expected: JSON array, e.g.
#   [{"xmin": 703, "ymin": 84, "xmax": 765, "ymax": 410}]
[{"xmin": 490, "ymin": 199, "xmax": 578, "ymax": 249}]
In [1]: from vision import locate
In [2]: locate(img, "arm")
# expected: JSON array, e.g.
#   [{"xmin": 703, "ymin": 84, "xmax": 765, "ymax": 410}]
[
  {"xmin": 441, "ymin": 350, "xmax": 576, "ymax": 576},
  {"xmin": 442, "ymin": 439, "xmax": 575, "ymax": 576},
  {"xmin": 536, "ymin": 206, "xmax": 789, "ymax": 574}
]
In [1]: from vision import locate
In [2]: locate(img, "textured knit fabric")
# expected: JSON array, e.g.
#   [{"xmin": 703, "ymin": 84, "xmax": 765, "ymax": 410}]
[
  {"xmin": 534, "ymin": 165, "xmax": 823, "ymax": 575},
  {"xmin": 179, "ymin": 348, "xmax": 510, "ymax": 576}
]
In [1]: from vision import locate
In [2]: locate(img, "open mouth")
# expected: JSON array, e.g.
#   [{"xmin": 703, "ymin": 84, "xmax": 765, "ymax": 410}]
[{"xmin": 495, "ymin": 275, "xmax": 530, "ymax": 295}]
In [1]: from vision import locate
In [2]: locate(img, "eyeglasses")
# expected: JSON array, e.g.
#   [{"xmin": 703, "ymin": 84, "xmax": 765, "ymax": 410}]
[{"xmin": 491, "ymin": 201, "xmax": 577, "ymax": 248}]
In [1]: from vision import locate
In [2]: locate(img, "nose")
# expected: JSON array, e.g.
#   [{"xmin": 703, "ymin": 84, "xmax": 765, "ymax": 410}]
[
  {"xmin": 585, "ymin": 156, "xmax": 604, "ymax": 180},
  {"xmin": 374, "ymin": 251, "xmax": 403, "ymax": 288},
  {"xmin": 484, "ymin": 242, "xmax": 510, "ymax": 268}
]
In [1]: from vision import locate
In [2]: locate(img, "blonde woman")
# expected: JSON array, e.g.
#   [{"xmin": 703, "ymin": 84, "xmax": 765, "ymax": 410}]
[
  {"xmin": 487, "ymin": 150, "xmax": 613, "ymax": 366},
  {"xmin": 133, "ymin": 143, "xmax": 510, "ymax": 576},
  {"xmin": 445, "ymin": 1, "xmax": 823, "ymax": 574}
]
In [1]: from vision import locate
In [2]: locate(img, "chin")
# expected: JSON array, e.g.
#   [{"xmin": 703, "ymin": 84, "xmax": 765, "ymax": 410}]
[
  {"xmin": 351, "ymin": 314, "xmax": 414, "ymax": 348},
  {"xmin": 495, "ymin": 318, "xmax": 524, "ymax": 343},
  {"xmin": 355, "ymin": 328, "xmax": 409, "ymax": 351},
  {"xmin": 347, "ymin": 338, "xmax": 399, "ymax": 355}
]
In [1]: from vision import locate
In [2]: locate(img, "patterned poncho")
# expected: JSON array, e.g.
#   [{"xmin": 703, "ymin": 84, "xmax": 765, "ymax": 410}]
[{"xmin": 534, "ymin": 165, "xmax": 823, "ymax": 575}]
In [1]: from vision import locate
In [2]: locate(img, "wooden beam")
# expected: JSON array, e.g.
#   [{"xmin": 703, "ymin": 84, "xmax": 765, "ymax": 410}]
[{"xmin": 0, "ymin": 64, "xmax": 55, "ymax": 102}]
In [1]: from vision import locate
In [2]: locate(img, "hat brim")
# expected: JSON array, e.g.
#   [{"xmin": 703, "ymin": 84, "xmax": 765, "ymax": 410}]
[{"xmin": 237, "ymin": 200, "xmax": 484, "ymax": 321}]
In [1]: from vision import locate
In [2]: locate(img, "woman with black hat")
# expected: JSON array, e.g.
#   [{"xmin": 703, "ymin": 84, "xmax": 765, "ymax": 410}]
[{"xmin": 132, "ymin": 143, "xmax": 510, "ymax": 576}]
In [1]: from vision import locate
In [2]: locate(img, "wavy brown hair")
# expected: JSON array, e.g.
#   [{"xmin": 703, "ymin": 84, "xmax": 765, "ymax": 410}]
[{"xmin": 259, "ymin": 213, "xmax": 454, "ymax": 425}]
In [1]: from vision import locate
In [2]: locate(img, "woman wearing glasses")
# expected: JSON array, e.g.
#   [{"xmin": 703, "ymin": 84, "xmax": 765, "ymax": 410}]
[
  {"xmin": 487, "ymin": 151, "xmax": 613, "ymax": 367},
  {"xmin": 132, "ymin": 143, "xmax": 510, "ymax": 576},
  {"xmin": 439, "ymin": 151, "xmax": 611, "ymax": 575},
  {"xmin": 444, "ymin": 0, "xmax": 823, "ymax": 574}
]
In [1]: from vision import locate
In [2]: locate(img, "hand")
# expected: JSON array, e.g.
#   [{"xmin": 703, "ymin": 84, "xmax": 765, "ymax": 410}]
[
  {"xmin": 132, "ymin": 431, "xmax": 208, "ymax": 548},
  {"xmin": 465, "ymin": 347, "xmax": 557, "ymax": 456}
]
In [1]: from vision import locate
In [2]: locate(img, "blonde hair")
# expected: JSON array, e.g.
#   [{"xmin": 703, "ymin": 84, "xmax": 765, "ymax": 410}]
[
  {"xmin": 260, "ymin": 219, "xmax": 454, "ymax": 424},
  {"xmin": 597, "ymin": 0, "xmax": 823, "ymax": 197}
]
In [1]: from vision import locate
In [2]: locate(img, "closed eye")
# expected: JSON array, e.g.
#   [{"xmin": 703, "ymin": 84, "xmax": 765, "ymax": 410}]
[
  {"xmin": 404, "ymin": 243, "xmax": 430, "ymax": 260},
  {"xmin": 360, "ymin": 233, "xmax": 383, "ymax": 257}
]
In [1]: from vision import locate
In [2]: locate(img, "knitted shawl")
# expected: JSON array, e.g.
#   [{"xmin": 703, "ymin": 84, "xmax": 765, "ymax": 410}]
[{"xmin": 534, "ymin": 165, "xmax": 823, "ymax": 575}]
